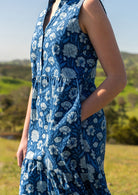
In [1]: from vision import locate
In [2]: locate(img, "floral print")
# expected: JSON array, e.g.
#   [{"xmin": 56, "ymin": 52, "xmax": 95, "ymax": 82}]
[{"xmin": 19, "ymin": 0, "xmax": 111, "ymax": 194}]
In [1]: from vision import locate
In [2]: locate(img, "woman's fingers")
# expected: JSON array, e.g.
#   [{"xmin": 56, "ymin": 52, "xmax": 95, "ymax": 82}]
[
  {"xmin": 17, "ymin": 150, "xmax": 23, "ymax": 168},
  {"xmin": 23, "ymin": 149, "xmax": 27, "ymax": 160}
]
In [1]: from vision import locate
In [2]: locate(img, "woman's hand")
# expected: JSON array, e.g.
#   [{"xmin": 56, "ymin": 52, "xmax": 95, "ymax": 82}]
[{"xmin": 16, "ymin": 137, "xmax": 28, "ymax": 168}]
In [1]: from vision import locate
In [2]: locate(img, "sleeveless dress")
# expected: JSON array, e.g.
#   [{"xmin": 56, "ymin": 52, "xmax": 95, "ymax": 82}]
[{"xmin": 19, "ymin": 0, "xmax": 111, "ymax": 194}]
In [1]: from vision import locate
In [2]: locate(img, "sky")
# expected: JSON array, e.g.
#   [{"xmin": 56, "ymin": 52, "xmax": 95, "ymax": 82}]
[{"xmin": 0, "ymin": 0, "xmax": 138, "ymax": 61}]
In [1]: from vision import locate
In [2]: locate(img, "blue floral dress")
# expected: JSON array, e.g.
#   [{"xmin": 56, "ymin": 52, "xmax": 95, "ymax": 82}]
[{"xmin": 19, "ymin": 0, "xmax": 111, "ymax": 194}]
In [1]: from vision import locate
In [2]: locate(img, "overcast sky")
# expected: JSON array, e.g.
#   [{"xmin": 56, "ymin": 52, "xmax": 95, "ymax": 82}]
[{"xmin": 0, "ymin": 0, "xmax": 138, "ymax": 61}]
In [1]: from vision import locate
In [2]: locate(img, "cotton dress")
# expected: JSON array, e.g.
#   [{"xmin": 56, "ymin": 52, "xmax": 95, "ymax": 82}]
[{"xmin": 19, "ymin": 0, "xmax": 111, "ymax": 194}]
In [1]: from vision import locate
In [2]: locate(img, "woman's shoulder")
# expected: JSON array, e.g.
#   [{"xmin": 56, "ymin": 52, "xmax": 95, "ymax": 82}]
[{"xmin": 79, "ymin": 0, "xmax": 106, "ymax": 34}]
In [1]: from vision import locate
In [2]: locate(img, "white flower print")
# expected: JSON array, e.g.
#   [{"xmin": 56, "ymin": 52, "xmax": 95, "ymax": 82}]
[
  {"xmin": 69, "ymin": 87, "xmax": 78, "ymax": 99},
  {"xmin": 87, "ymin": 59, "xmax": 95, "ymax": 67},
  {"xmin": 87, "ymin": 164, "xmax": 95, "ymax": 182},
  {"xmin": 38, "ymin": 118, "xmax": 43, "ymax": 128},
  {"xmin": 37, "ymin": 156, "xmax": 42, "ymax": 161},
  {"xmin": 93, "ymin": 142, "xmax": 98, "ymax": 148},
  {"xmin": 45, "ymin": 157, "xmax": 53, "ymax": 170},
  {"xmin": 80, "ymin": 156, "xmax": 87, "ymax": 169},
  {"xmin": 58, "ymin": 160, "xmax": 65, "ymax": 166},
  {"xmin": 54, "ymin": 69, "xmax": 59, "ymax": 78},
  {"xmin": 48, "ymin": 144, "xmax": 58, "ymax": 155},
  {"xmin": 61, "ymin": 67, "xmax": 77, "ymax": 81},
  {"xmin": 31, "ymin": 130, "xmax": 39, "ymax": 142},
  {"xmin": 53, "ymin": 21, "xmax": 58, "ymax": 26},
  {"xmin": 61, "ymin": 101, "xmax": 72, "ymax": 110},
  {"xmin": 26, "ymin": 184, "xmax": 34, "ymax": 193},
  {"xmin": 23, "ymin": 173, "xmax": 28, "ymax": 180},
  {"xmin": 48, "ymin": 57, "xmax": 55, "ymax": 65},
  {"xmin": 86, "ymin": 125, "xmax": 95, "ymax": 136},
  {"xmin": 37, "ymin": 161, "xmax": 43, "ymax": 171},
  {"xmin": 67, "ymin": 111, "xmax": 77, "ymax": 124},
  {"xmin": 63, "ymin": 43, "xmax": 78, "ymax": 58},
  {"xmin": 67, "ymin": 18, "xmax": 80, "ymax": 33},
  {"xmin": 57, "ymin": 21, "xmax": 65, "ymax": 31},
  {"xmin": 45, "ymin": 42, "xmax": 49, "ymax": 48},
  {"xmin": 93, "ymin": 117, "xmax": 98, "ymax": 123},
  {"xmin": 61, "ymin": 150, "xmax": 71, "ymax": 159},
  {"xmin": 42, "ymin": 78, "xmax": 48, "ymax": 87},
  {"xmin": 36, "ymin": 96, "xmax": 41, "ymax": 106},
  {"xmin": 26, "ymin": 151, "xmax": 34, "ymax": 160},
  {"xmin": 42, "ymin": 134, "xmax": 46, "ymax": 139},
  {"xmin": 52, "ymin": 44, "xmax": 60, "ymax": 55},
  {"xmin": 97, "ymin": 132, "xmax": 103, "ymax": 141},
  {"xmin": 98, "ymin": 173, "xmax": 103, "ymax": 179},
  {"xmin": 101, "ymin": 118, "xmax": 106, "ymax": 131},
  {"xmin": 45, "ymin": 90, "xmax": 50, "ymax": 101},
  {"xmin": 79, "ymin": 33, "xmax": 88, "ymax": 43},
  {"xmin": 37, "ymin": 21, "xmax": 42, "ymax": 26},
  {"xmin": 38, "ymin": 35, "xmax": 43, "ymax": 48},
  {"xmin": 59, "ymin": 126, "xmax": 71, "ymax": 135},
  {"xmin": 54, "ymin": 137, "xmax": 62, "ymax": 143},
  {"xmin": 97, "ymin": 156, "xmax": 101, "ymax": 165},
  {"xmin": 91, "ymin": 68, "xmax": 96, "ymax": 79},
  {"xmin": 70, "ymin": 159, "xmax": 77, "ymax": 170},
  {"xmin": 43, "ymin": 51, "xmax": 48, "ymax": 61},
  {"xmin": 44, "ymin": 28, "xmax": 51, "ymax": 37},
  {"xmin": 55, "ymin": 112, "xmax": 63, "ymax": 117},
  {"xmin": 45, "ymin": 67, "xmax": 50, "ymax": 72},
  {"xmin": 59, "ymin": 12, "xmax": 67, "ymax": 19},
  {"xmin": 45, "ymin": 134, "xmax": 49, "ymax": 147},
  {"xmin": 75, "ymin": 57, "xmax": 85, "ymax": 67},
  {"xmin": 80, "ymin": 138, "xmax": 90, "ymax": 152},
  {"xmin": 46, "ymin": 112, "xmax": 54, "ymax": 123},
  {"xmin": 67, "ymin": 137, "xmax": 77, "ymax": 149},
  {"xmin": 100, "ymin": 143, "xmax": 105, "ymax": 154},
  {"xmin": 32, "ymin": 40, "xmax": 37, "ymax": 51},
  {"xmin": 37, "ymin": 181, "xmax": 46, "ymax": 193},
  {"xmin": 49, "ymin": 32, "xmax": 56, "ymax": 40},
  {"xmin": 53, "ymin": 94, "xmax": 59, "ymax": 106},
  {"xmin": 57, "ymin": 86, "xmax": 64, "ymax": 93},
  {"xmin": 40, "ymin": 102, "xmax": 47, "ymax": 111},
  {"xmin": 30, "ymin": 109, "xmax": 38, "ymax": 121},
  {"xmin": 37, "ymin": 140, "xmax": 43, "ymax": 150},
  {"xmin": 30, "ymin": 52, "xmax": 36, "ymax": 60},
  {"xmin": 90, "ymin": 149, "xmax": 96, "ymax": 159},
  {"xmin": 32, "ymin": 88, "xmax": 37, "ymax": 99},
  {"xmin": 44, "ymin": 125, "xmax": 48, "ymax": 131}
]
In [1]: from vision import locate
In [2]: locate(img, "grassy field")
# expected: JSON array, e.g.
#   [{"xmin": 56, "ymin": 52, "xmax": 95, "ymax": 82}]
[
  {"xmin": 0, "ymin": 76, "xmax": 31, "ymax": 95},
  {"xmin": 0, "ymin": 138, "xmax": 138, "ymax": 195}
]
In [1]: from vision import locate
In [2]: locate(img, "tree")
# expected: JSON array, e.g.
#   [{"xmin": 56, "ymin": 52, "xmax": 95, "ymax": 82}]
[{"xmin": 128, "ymin": 93, "xmax": 138, "ymax": 108}]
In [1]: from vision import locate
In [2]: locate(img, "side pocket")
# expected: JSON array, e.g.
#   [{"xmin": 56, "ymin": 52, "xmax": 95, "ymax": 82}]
[{"xmin": 76, "ymin": 79, "xmax": 82, "ymax": 126}]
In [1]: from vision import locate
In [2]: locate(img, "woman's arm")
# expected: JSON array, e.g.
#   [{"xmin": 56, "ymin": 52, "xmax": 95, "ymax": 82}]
[
  {"xmin": 79, "ymin": 0, "xmax": 127, "ymax": 121},
  {"xmin": 16, "ymin": 86, "xmax": 32, "ymax": 167}
]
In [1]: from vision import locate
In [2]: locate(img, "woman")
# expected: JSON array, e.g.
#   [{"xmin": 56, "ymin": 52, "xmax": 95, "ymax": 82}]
[{"xmin": 17, "ymin": 0, "xmax": 127, "ymax": 194}]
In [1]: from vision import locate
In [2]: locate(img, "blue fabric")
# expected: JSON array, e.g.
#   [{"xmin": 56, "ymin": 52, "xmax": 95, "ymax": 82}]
[{"xmin": 19, "ymin": 0, "xmax": 111, "ymax": 194}]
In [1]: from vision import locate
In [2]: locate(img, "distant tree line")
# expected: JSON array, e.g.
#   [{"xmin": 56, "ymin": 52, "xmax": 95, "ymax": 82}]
[
  {"xmin": 0, "ymin": 89, "xmax": 138, "ymax": 145},
  {"xmin": 104, "ymin": 98, "xmax": 138, "ymax": 145}
]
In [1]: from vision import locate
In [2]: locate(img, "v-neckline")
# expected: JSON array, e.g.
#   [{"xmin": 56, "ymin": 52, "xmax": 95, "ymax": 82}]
[{"xmin": 43, "ymin": 0, "xmax": 64, "ymax": 34}]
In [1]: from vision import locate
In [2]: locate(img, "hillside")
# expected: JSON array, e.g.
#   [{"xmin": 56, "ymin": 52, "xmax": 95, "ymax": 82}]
[{"xmin": 0, "ymin": 52, "xmax": 138, "ymax": 144}]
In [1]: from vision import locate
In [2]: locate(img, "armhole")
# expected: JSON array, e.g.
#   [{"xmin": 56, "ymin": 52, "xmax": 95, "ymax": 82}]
[
  {"xmin": 76, "ymin": 0, "xmax": 88, "ymax": 34},
  {"xmin": 76, "ymin": 0, "xmax": 107, "ymax": 35}
]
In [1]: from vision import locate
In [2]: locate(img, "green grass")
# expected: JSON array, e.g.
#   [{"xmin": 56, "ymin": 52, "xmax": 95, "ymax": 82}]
[
  {"xmin": 105, "ymin": 144, "xmax": 138, "ymax": 195},
  {"xmin": 0, "ymin": 138, "xmax": 138, "ymax": 195},
  {"xmin": 95, "ymin": 74, "xmax": 138, "ymax": 118},
  {"xmin": 0, "ymin": 138, "xmax": 21, "ymax": 195},
  {"xmin": 0, "ymin": 76, "xmax": 31, "ymax": 95}
]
